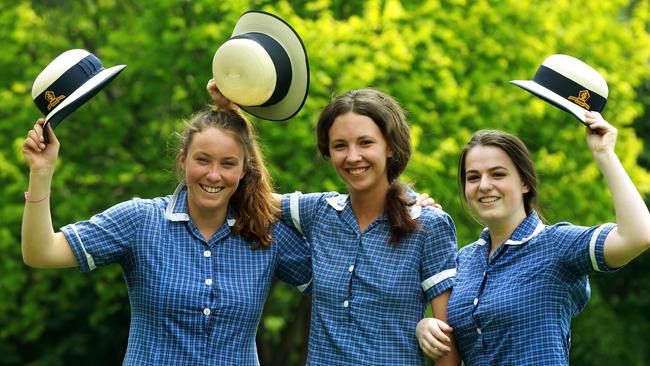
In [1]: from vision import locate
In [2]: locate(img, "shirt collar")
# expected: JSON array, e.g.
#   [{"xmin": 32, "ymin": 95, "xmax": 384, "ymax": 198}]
[
  {"xmin": 164, "ymin": 182, "xmax": 236, "ymax": 226},
  {"xmin": 476, "ymin": 211, "xmax": 545, "ymax": 246},
  {"xmin": 325, "ymin": 193, "xmax": 421, "ymax": 219}
]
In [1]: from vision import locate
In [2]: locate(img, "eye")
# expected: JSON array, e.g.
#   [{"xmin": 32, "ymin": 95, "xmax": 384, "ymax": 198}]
[
  {"xmin": 196, "ymin": 157, "xmax": 209, "ymax": 164},
  {"xmin": 493, "ymin": 171, "xmax": 507, "ymax": 178},
  {"xmin": 360, "ymin": 139, "xmax": 373, "ymax": 146},
  {"xmin": 466, "ymin": 174, "xmax": 480, "ymax": 182},
  {"xmin": 331, "ymin": 142, "xmax": 346, "ymax": 150}
]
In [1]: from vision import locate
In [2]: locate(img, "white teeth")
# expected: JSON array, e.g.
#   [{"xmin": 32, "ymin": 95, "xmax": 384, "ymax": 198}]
[
  {"xmin": 348, "ymin": 167, "xmax": 367, "ymax": 175},
  {"xmin": 479, "ymin": 197, "xmax": 498, "ymax": 203},
  {"xmin": 201, "ymin": 185, "xmax": 223, "ymax": 194}
]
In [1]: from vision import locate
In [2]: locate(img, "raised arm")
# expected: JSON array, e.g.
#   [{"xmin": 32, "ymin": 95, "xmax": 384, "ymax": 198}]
[
  {"xmin": 585, "ymin": 112, "xmax": 650, "ymax": 267},
  {"xmin": 21, "ymin": 118, "xmax": 77, "ymax": 268}
]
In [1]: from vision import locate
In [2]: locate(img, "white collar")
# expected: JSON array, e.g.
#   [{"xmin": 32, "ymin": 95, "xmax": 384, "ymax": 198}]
[
  {"xmin": 325, "ymin": 193, "xmax": 421, "ymax": 219},
  {"xmin": 476, "ymin": 220, "xmax": 545, "ymax": 246}
]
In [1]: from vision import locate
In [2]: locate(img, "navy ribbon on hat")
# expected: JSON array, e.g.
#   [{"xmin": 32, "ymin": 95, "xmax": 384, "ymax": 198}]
[
  {"xmin": 34, "ymin": 54, "xmax": 105, "ymax": 116},
  {"xmin": 232, "ymin": 32, "xmax": 292, "ymax": 106},
  {"xmin": 533, "ymin": 65, "xmax": 607, "ymax": 112}
]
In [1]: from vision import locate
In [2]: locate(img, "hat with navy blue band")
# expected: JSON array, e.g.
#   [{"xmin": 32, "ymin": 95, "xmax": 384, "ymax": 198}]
[
  {"xmin": 510, "ymin": 54, "xmax": 608, "ymax": 124},
  {"xmin": 212, "ymin": 10, "xmax": 309, "ymax": 121},
  {"xmin": 32, "ymin": 49, "xmax": 126, "ymax": 141}
]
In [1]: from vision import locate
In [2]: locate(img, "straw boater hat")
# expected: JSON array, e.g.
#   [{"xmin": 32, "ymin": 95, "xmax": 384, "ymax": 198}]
[
  {"xmin": 212, "ymin": 10, "xmax": 309, "ymax": 121},
  {"xmin": 510, "ymin": 54, "xmax": 608, "ymax": 124},
  {"xmin": 32, "ymin": 49, "xmax": 126, "ymax": 141}
]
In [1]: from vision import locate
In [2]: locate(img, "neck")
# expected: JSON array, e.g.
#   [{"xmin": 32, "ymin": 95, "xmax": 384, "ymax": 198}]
[
  {"xmin": 189, "ymin": 206, "xmax": 227, "ymax": 242},
  {"xmin": 349, "ymin": 181, "xmax": 390, "ymax": 231},
  {"xmin": 486, "ymin": 211, "xmax": 527, "ymax": 255}
]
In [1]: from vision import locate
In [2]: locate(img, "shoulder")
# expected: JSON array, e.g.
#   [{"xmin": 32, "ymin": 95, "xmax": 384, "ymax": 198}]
[
  {"xmin": 286, "ymin": 191, "xmax": 346, "ymax": 210},
  {"xmin": 542, "ymin": 220, "xmax": 615, "ymax": 244},
  {"xmin": 100, "ymin": 195, "xmax": 171, "ymax": 222},
  {"xmin": 458, "ymin": 241, "xmax": 480, "ymax": 260},
  {"xmin": 542, "ymin": 221, "xmax": 584, "ymax": 240},
  {"xmin": 129, "ymin": 195, "xmax": 170, "ymax": 213},
  {"xmin": 272, "ymin": 219, "xmax": 302, "ymax": 236},
  {"xmin": 417, "ymin": 206, "xmax": 455, "ymax": 228}
]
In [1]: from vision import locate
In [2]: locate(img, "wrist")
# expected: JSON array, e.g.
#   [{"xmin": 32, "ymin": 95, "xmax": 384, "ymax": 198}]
[
  {"xmin": 25, "ymin": 191, "xmax": 50, "ymax": 203},
  {"xmin": 30, "ymin": 167, "xmax": 55, "ymax": 179},
  {"xmin": 592, "ymin": 148, "xmax": 617, "ymax": 162},
  {"xmin": 28, "ymin": 169, "xmax": 54, "ymax": 196}
]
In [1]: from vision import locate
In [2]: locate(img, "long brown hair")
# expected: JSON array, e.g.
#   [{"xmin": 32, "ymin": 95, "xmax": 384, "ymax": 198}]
[
  {"xmin": 458, "ymin": 129, "xmax": 544, "ymax": 222},
  {"xmin": 316, "ymin": 88, "xmax": 418, "ymax": 243},
  {"xmin": 175, "ymin": 106, "xmax": 277, "ymax": 248}
]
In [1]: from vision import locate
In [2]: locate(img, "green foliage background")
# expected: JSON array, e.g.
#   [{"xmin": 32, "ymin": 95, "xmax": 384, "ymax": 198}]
[{"xmin": 1, "ymin": 0, "xmax": 649, "ymax": 364}]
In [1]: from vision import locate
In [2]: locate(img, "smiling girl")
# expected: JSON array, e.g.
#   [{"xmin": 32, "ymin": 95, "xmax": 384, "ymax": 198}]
[
  {"xmin": 281, "ymin": 88, "xmax": 460, "ymax": 365},
  {"xmin": 417, "ymin": 112, "xmax": 650, "ymax": 365},
  {"xmin": 21, "ymin": 108, "xmax": 311, "ymax": 365}
]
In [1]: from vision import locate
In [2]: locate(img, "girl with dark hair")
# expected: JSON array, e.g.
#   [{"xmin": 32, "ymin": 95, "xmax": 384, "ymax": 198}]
[
  {"xmin": 416, "ymin": 112, "xmax": 650, "ymax": 365},
  {"xmin": 208, "ymin": 82, "xmax": 459, "ymax": 365},
  {"xmin": 288, "ymin": 88, "xmax": 459, "ymax": 365},
  {"xmin": 21, "ymin": 109, "xmax": 311, "ymax": 365}
]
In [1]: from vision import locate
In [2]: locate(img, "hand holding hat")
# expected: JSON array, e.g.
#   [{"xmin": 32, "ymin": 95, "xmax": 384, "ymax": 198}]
[
  {"xmin": 212, "ymin": 10, "xmax": 309, "ymax": 121},
  {"xmin": 22, "ymin": 117, "xmax": 60, "ymax": 174},
  {"xmin": 31, "ymin": 49, "xmax": 126, "ymax": 142},
  {"xmin": 207, "ymin": 79, "xmax": 239, "ymax": 111},
  {"xmin": 510, "ymin": 54, "xmax": 608, "ymax": 124}
]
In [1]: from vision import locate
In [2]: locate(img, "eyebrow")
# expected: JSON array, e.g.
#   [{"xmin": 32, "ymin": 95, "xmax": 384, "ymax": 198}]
[
  {"xmin": 330, "ymin": 135, "xmax": 375, "ymax": 142},
  {"xmin": 465, "ymin": 166, "xmax": 508, "ymax": 174},
  {"xmin": 193, "ymin": 151, "xmax": 240, "ymax": 161}
]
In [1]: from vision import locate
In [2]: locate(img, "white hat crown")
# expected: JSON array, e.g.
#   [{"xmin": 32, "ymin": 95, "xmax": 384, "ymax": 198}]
[
  {"xmin": 510, "ymin": 54, "xmax": 608, "ymax": 124},
  {"xmin": 212, "ymin": 11, "xmax": 309, "ymax": 121},
  {"xmin": 32, "ymin": 49, "xmax": 90, "ymax": 98},
  {"xmin": 31, "ymin": 48, "xmax": 126, "ymax": 140},
  {"xmin": 542, "ymin": 54, "xmax": 608, "ymax": 98}
]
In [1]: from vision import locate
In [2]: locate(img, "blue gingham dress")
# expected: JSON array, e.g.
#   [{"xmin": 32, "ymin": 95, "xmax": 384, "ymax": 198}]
[
  {"xmin": 447, "ymin": 212, "xmax": 617, "ymax": 365},
  {"xmin": 61, "ymin": 184, "xmax": 311, "ymax": 365},
  {"xmin": 282, "ymin": 191, "xmax": 457, "ymax": 365}
]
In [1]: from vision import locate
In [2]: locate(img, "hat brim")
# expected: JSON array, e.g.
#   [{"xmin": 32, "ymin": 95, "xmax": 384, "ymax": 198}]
[
  {"xmin": 509, "ymin": 80, "xmax": 587, "ymax": 124},
  {"xmin": 232, "ymin": 11, "xmax": 309, "ymax": 121},
  {"xmin": 44, "ymin": 64, "xmax": 126, "ymax": 131}
]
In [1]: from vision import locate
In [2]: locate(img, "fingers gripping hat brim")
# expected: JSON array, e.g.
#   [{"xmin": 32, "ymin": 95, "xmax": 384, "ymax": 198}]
[
  {"xmin": 510, "ymin": 79, "xmax": 589, "ymax": 124},
  {"xmin": 44, "ymin": 65, "xmax": 126, "ymax": 130},
  {"xmin": 229, "ymin": 11, "xmax": 309, "ymax": 121}
]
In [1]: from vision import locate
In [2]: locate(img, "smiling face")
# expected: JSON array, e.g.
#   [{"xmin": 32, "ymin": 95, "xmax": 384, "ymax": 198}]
[
  {"xmin": 463, "ymin": 145, "xmax": 529, "ymax": 229},
  {"xmin": 179, "ymin": 127, "xmax": 245, "ymax": 221},
  {"xmin": 328, "ymin": 112, "xmax": 392, "ymax": 197}
]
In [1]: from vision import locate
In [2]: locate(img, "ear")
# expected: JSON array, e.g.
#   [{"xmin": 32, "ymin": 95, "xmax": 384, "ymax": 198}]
[
  {"xmin": 179, "ymin": 154, "xmax": 186, "ymax": 171},
  {"xmin": 522, "ymin": 182, "xmax": 530, "ymax": 194},
  {"xmin": 387, "ymin": 146, "xmax": 394, "ymax": 158}
]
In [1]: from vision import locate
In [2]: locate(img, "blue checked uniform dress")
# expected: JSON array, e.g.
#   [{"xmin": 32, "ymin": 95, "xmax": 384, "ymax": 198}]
[
  {"xmin": 60, "ymin": 184, "xmax": 311, "ymax": 365},
  {"xmin": 282, "ymin": 191, "xmax": 458, "ymax": 365},
  {"xmin": 447, "ymin": 212, "xmax": 617, "ymax": 365}
]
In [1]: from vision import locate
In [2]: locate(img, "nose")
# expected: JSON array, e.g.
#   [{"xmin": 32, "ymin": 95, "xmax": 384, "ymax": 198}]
[
  {"xmin": 206, "ymin": 164, "xmax": 222, "ymax": 181},
  {"xmin": 346, "ymin": 145, "xmax": 362, "ymax": 163},
  {"xmin": 478, "ymin": 175, "xmax": 492, "ymax": 192}
]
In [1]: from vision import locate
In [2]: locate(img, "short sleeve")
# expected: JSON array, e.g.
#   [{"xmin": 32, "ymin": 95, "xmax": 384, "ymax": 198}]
[
  {"xmin": 60, "ymin": 199, "xmax": 143, "ymax": 272},
  {"xmin": 272, "ymin": 221, "xmax": 313, "ymax": 293},
  {"xmin": 554, "ymin": 222, "xmax": 618, "ymax": 275},
  {"xmin": 280, "ymin": 191, "xmax": 336, "ymax": 240},
  {"xmin": 420, "ymin": 209, "xmax": 458, "ymax": 300}
]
